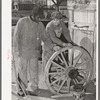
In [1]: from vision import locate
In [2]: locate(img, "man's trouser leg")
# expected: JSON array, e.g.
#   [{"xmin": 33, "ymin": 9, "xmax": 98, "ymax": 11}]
[
  {"xmin": 18, "ymin": 57, "xmax": 28, "ymax": 91},
  {"xmin": 28, "ymin": 54, "xmax": 39, "ymax": 91},
  {"xmin": 42, "ymin": 49, "xmax": 54, "ymax": 71}
]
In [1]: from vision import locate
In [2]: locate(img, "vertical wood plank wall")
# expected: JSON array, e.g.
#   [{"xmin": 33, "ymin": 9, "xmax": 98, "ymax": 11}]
[{"xmin": 68, "ymin": 9, "xmax": 96, "ymax": 78}]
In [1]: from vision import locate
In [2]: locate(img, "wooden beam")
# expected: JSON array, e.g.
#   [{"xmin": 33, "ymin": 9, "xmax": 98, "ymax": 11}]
[
  {"xmin": 52, "ymin": 0, "xmax": 57, "ymax": 6},
  {"xmin": 58, "ymin": 0, "xmax": 63, "ymax": 5},
  {"xmin": 51, "ymin": 0, "xmax": 65, "ymax": 11}
]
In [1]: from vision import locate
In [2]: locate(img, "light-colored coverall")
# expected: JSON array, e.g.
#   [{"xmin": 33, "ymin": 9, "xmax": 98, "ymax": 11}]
[
  {"xmin": 42, "ymin": 20, "xmax": 72, "ymax": 68},
  {"xmin": 14, "ymin": 16, "xmax": 53, "ymax": 91}
]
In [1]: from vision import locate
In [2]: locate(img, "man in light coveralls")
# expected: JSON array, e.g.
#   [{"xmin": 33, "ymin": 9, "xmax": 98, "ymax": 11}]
[{"xmin": 13, "ymin": 5, "xmax": 53, "ymax": 96}]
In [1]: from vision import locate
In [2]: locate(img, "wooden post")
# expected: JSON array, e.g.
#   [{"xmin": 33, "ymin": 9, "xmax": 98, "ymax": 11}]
[{"xmin": 51, "ymin": 0, "xmax": 63, "ymax": 11}]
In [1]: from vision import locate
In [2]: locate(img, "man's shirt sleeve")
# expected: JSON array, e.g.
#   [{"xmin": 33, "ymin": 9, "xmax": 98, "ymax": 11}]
[
  {"xmin": 13, "ymin": 19, "xmax": 22, "ymax": 53},
  {"xmin": 40, "ymin": 22, "xmax": 54, "ymax": 49},
  {"xmin": 62, "ymin": 21, "xmax": 72, "ymax": 43}
]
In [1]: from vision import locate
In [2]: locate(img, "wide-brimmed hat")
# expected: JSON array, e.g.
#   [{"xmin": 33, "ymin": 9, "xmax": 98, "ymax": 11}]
[{"xmin": 51, "ymin": 11, "xmax": 62, "ymax": 19}]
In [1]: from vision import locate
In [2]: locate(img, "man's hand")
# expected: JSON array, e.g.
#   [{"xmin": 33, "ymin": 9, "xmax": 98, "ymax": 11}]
[
  {"xmin": 53, "ymin": 46, "xmax": 61, "ymax": 51},
  {"xmin": 67, "ymin": 43, "xmax": 73, "ymax": 48},
  {"xmin": 63, "ymin": 43, "xmax": 73, "ymax": 48},
  {"xmin": 72, "ymin": 42, "xmax": 78, "ymax": 46}
]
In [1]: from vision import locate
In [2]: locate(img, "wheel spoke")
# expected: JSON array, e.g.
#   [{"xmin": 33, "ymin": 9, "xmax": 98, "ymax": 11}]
[
  {"xmin": 49, "ymin": 72, "xmax": 63, "ymax": 76},
  {"xmin": 67, "ymin": 78, "xmax": 71, "ymax": 92},
  {"xmin": 78, "ymin": 68, "xmax": 90, "ymax": 72},
  {"xmin": 69, "ymin": 49, "xmax": 74, "ymax": 67},
  {"xmin": 57, "ymin": 80, "xmax": 61, "ymax": 85},
  {"xmin": 50, "ymin": 77, "xmax": 62, "ymax": 85},
  {"xmin": 73, "ymin": 52, "xmax": 83, "ymax": 67},
  {"xmin": 51, "ymin": 66, "xmax": 62, "ymax": 70},
  {"xmin": 73, "ymin": 79, "xmax": 77, "ymax": 84},
  {"xmin": 50, "ymin": 74, "xmax": 57, "ymax": 79},
  {"xmin": 78, "ymin": 71, "xmax": 88, "ymax": 80},
  {"xmin": 75, "ymin": 60, "xmax": 89, "ymax": 69},
  {"xmin": 51, "ymin": 61, "xmax": 65, "ymax": 70},
  {"xmin": 61, "ymin": 52, "xmax": 69, "ymax": 68},
  {"xmin": 57, "ymin": 78, "xmax": 67, "ymax": 93},
  {"xmin": 78, "ymin": 75, "xmax": 87, "ymax": 84},
  {"xmin": 79, "ymin": 79, "xmax": 87, "ymax": 84},
  {"xmin": 74, "ymin": 78, "xmax": 79, "ymax": 84},
  {"xmin": 57, "ymin": 55, "xmax": 64, "ymax": 63}
]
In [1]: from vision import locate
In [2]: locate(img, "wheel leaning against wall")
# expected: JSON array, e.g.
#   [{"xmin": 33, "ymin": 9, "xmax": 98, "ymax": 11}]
[{"xmin": 45, "ymin": 46, "xmax": 93, "ymax": 94}]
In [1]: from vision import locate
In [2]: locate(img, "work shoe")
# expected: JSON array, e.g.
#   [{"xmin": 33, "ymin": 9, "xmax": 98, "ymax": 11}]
[
  {"xmin": 25, "ymin": 90, "xmax": 38, "ymax": 96},
  {"xmin": 25, "ymin": 87, "xmax": 38, "ymax": 96},
  {"xmin": 17, "ymin": 89, "xmax": 38, "ymax": 97},
  {"xmin": 17, "ymin": 74, "xmax": 26, "ymax": 97},
  {"xmin": 17, "ymin": 90, "xmax": 25, "ymax": 97}
]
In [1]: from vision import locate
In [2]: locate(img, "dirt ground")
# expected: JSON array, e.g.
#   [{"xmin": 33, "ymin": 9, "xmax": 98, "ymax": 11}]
[{"xmin": 12, "ymin": 59, "xmax": 96, "ymax": 100}]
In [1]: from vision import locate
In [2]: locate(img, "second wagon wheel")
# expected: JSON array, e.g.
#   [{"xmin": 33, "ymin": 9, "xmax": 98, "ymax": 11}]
[{"xmin": 45, "ymin": 46, "xmax": 93, "ymax": 94}]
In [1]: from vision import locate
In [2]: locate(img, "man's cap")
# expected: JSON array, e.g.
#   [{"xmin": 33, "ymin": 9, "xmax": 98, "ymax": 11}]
[{"xmin": 51, "ymin": 11, "xmax": 63, "ymax": 19}]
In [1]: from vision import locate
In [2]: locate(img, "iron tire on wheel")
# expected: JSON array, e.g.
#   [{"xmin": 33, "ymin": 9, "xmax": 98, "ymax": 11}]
[{"xmin": 45, "ymin": 46, "xmax": 93, "ymax": 94}]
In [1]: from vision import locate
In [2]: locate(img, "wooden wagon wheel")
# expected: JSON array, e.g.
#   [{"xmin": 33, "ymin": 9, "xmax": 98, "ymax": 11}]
[{"xmin": 45, "ymin": 46, "xmax": 93, "ymax": 94}]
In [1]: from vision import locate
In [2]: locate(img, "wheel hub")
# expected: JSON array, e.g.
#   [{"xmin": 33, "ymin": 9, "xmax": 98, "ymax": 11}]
[{"xmin": 68, "ymin": 69, "xmax": 79, "ymax": 79}]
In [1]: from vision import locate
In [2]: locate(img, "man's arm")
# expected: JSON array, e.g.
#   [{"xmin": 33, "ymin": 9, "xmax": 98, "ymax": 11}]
[
  {"xmin": 62, "ymin": 21, "xmax": 72, "ymax": 43},
  {"xmin": 39, "ymin": 22, "xmax": 54, "ymax": 49},
  {"xmin": 46, "ymin": 25, "xmax": 64, "ymax": 46},
  {"xmin": 13, "ymin": 19, "xmax": 22, "ymax": 53}
]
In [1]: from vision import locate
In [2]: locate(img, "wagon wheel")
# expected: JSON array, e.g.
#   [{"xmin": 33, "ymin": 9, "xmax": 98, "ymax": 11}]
[{"xmin": 45, "ymin": 46, "xmax": 93, "ymax": 94}]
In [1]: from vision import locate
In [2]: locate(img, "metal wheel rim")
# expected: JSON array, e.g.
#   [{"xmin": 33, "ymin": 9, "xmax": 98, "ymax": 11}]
[{"xmin": 45, "ymin": 46, "xmax": 93, "ymax": 94}]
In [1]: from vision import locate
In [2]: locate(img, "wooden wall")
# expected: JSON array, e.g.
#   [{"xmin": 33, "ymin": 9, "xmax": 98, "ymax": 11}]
[
  {"xmin": 68, "ymin": 4, "xmax": 96, "ymax": 78},
  {"xmin": 60, "ymin": 0, "xmax": 96, "ymax": 78}
]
